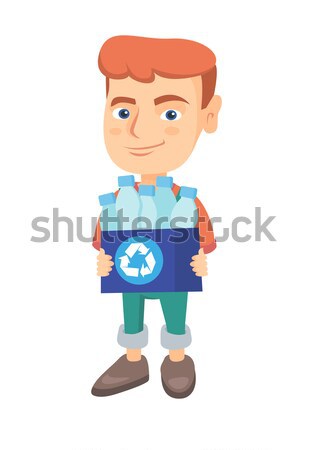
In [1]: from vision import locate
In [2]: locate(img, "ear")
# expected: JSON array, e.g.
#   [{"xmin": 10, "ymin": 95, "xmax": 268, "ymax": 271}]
[{"xmin": 203, "ymin": 95, "xmax": 222, "ymax": 133}]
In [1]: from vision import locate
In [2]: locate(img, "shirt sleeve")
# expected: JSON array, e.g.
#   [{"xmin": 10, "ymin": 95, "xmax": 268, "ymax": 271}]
[
  {"xmin": 92, "ymin": 217, "xmax": 101, "ymax": 251},
  {"xmin": 92, "ymin": 188, "xmax": 122, "ymax": 251},
  {"xmin": 195, "ymin": 197, "xmax": 216, "ymax": 254}
]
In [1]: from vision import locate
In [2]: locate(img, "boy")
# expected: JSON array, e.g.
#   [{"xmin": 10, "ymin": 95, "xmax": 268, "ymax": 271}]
[{"xmin": 92, "ymin": 36, "xmax": 221, "ymax": 398}]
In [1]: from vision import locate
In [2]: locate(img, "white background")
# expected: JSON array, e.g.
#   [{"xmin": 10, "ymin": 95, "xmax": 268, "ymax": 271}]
[{"xmin": 1, "ymin": 1, "xmax": 309, "ymax": 449}]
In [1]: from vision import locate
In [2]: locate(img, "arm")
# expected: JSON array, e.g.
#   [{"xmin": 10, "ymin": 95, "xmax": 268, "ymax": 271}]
[
  {"xmin": 92, "ymin": 217, "xmax": 101, "ymax": 251},
  {"xmin": 92, "ymin": 217, "xmax": 114, "ymax": 276},
  {"xmin": 195, "ymin": 196, "xmax": 216, "ymax": 254},
  {"xmin": 190, "ymin": 197, "xmax": 216, "ymax": 276}
]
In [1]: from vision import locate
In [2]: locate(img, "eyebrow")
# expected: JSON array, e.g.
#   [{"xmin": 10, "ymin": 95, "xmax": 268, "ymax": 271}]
[
  {"xmin": 111, "ymin": 96, "xmax": 136, "ymax": 106},
  {"xmin": 154, "ymin": 95, "xmax": 189, "ymax": 105}
]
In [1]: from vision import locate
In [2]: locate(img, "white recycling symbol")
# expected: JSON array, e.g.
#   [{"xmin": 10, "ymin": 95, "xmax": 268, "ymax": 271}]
[{"xmin": 118, "ymin": 242, "xmax": 156, "ymax": 278}]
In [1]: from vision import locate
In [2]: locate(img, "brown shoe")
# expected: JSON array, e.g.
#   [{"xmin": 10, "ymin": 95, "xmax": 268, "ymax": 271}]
[
  {"xmin": 91, "ymin": 355, "xmax": 149, "ymax": 397},
  {"xmin": 161, "ymin": 355, "xmax": 196, "ymax": 398}
]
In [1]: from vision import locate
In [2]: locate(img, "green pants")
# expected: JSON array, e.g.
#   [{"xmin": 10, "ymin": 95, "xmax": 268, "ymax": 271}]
[
  {"xmin": 118, "ymin": 292, "xmax": 192, "ymax": 349},
  {"xmin": 122, "ymin": 292, "xmax": 188, "ymax": 334}
]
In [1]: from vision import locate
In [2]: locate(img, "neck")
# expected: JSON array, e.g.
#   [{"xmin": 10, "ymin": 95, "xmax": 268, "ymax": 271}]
[{"xmin": 140, "ymin": 172, "xmax": 167, "ymax": 186}]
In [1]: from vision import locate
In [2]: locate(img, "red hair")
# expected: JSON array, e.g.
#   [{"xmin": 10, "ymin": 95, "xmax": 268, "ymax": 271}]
[{"xmin": 98, "ymin": 36, "xmax": 217, "ymax": 109}]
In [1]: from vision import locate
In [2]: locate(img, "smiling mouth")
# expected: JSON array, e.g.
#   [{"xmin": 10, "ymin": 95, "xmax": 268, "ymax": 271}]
[{"xmin": 126, "ymin": 141, "xmax": 165, "ymax": 156}]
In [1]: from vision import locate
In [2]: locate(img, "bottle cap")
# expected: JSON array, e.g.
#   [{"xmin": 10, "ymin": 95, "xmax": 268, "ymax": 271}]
[
  {"xmin": 179, "ymin": 186, "xmax": 197, "ymax": 199},
  {"xmin": 156, "ymin": 176, "xmax": 173, "ymax": 188},
  {"xmin": 118, "ymin": 175, "xmax": 135, "ymax": 187},
  {"xmin": 139, "ymin": 184, "xmax": 155, "ymax": 196},
  {"xmin": 98, "ymin": 192, "xmax": 116, "ymax": 206}
]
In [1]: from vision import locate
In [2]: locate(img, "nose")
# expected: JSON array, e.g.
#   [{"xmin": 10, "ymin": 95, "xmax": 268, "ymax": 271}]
[
  {"xmin": 128, "ymin": 108, "xmax": 158, "ymax": 140},
  {"xmin": 129, "ymin": 110, "xmax": 140, "ymax": 138}
]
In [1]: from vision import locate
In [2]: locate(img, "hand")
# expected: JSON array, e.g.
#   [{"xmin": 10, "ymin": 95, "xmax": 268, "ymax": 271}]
[
  {"xmin": 190, "ymin": 248, "xmax": 208, "ymax": 277},
  {"xmin": 97, "ymin": 248, "xmax": 114, "ymax": 276}
]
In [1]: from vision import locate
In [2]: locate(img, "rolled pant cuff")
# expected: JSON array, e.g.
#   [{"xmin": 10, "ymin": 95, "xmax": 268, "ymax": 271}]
[
  {"xmin": 161, "ymin": 325, "xmax": 192, "ymax": 350},
  {"xmin": 117, "ymin": 324, "xmax": 148, "ymax": 349}
]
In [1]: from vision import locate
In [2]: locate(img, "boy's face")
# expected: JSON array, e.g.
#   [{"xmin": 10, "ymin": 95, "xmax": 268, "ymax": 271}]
[{"xmin": 104, "ymin": 74, "xmax": 219, "ymax": 175}]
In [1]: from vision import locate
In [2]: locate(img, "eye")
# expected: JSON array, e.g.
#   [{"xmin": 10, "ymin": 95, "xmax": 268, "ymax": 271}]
[
  {"xmin": 112, "ymin": 108, "xmax": 130, "ymax": 120},
  {"xmin": 160, "ymin": 109, "xmax": 182, "ymax": 121}
]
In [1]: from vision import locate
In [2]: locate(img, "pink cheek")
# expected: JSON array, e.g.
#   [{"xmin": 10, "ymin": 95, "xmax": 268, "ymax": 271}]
[
  {"xmin": 164, "ymin": 126, "xmax": 180, "ymax": 136},
  {"xmin": 109, "ymin": 128, "xmax": 122, "ymax": 135}
]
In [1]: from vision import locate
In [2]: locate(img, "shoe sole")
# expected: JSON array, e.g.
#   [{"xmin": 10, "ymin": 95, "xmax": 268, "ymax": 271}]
[
  {"xmin": 161, "ymin": 374, "xmax": 196, "ymax": 399},
  {"xmin": 91, "ymin": 374, "xmax": 149, "ymax": 397}
]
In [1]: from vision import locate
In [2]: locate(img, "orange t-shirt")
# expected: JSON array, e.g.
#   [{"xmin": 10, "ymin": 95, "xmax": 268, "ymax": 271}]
[{"xmin": 93, "ymin": 183, "xmax": 216, "ymax": 254}]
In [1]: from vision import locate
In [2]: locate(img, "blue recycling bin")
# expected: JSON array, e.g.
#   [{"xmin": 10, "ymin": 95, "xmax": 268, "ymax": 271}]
[{"xmin": 101, "ymin": 228, "xmax": 203, "ymax": 293}]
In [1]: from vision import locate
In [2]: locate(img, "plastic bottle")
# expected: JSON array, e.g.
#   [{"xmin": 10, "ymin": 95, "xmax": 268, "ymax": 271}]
[
  {"xmin": 154, "ymin": 176, "xmax": 176, "ymax": 229},
  {"xmin": 98, "ymin": 192, "xmax": 118, "ymax": 231},
  {"xmin": 116, "ymin": 175, "xmax": 140, "ymax": 230},
  {"xmin": 138, "ymin": 184, "xmax": 157, "ymax": 229},
  {"xmin": 170, "ymin": 186, "xmax": 198, "ymax": 228}
]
